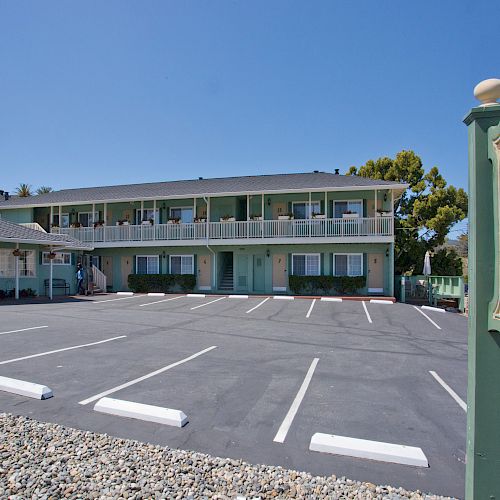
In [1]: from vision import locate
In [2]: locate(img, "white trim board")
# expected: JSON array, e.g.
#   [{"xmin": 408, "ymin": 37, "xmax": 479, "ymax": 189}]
[
  {"xmin": 94, "ymin": 397, "xmax": 188, "ymax": 427},
  {"xmin": 0, "ymin": 375, "xmax": 53, "ymax": 400},
  {"xmin": 309, "ymin": 433, "xmax": 428, "ymax": 467}
]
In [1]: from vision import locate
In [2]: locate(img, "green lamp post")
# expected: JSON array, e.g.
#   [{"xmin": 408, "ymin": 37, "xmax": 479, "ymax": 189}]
[{"xmin": 463, "ymin": 78, "xmax": 500, "ymax": 499}]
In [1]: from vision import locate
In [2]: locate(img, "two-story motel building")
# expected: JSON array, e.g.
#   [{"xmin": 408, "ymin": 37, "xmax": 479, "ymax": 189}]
[{"xmin": 0, "ymin": 171, "xmax": 407, "ymax": 297}]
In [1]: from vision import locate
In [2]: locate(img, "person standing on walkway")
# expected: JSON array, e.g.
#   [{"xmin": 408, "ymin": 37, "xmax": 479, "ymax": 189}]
[{"xmin": 76, "ymin": 264, "xmax": 85, "ymax": 295}]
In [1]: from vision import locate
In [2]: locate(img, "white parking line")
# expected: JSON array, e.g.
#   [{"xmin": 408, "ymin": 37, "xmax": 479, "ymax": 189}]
[
  {"xmin": 190, "ymin": 297, "xmax": 226, "ymax": 310},
  {"xmin": 413, "ymin": 306, "xmax": 442, "ymax": 330},
  {"xmin": 273, "ymin": 357, "xmax": 319, "ymax": 443},
  {"xmin": 0, "ymin": 325, "xmax": 48, "ymax": 337},
  {"xmin": 429, "ymin": 371, "xmax": 467, "ymax": 412},
  {"xmin": 0, "ymin": 336, "xmax": 127, "ymax": 366},
  {"xmin": 306, "ymin": 299, "xmax": 317, "ymax": 319},
  {"xmin": 92, "ymin": 296, "xmax": 138, "ymax": 304},
  {"xmin": 246, "ymin": 297, "xmax": 270, "ymax": 314},
  {"xmin": 362, "ymin": 301, "xmax": 373, "ymax": 323},
  {"xmin": 139, "ymin": 296, "xmax": 184, "ymax": 307},
  {"xmin": 78, "ymin": 345, "xmax": 218, "ymax": 405}
]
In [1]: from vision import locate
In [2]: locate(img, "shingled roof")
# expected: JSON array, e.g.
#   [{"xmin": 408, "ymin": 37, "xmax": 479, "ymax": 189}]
[
  {"xmin": 0, "ymin": 219, "xmax": 93, "ymax": 250},
  {"xmin": 0, "ymin": 172, "xmax": 407, "ymax": 208}
]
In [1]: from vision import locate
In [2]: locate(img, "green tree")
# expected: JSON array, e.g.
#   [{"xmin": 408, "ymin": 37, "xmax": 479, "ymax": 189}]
[
  {"xmin": 16, "ymin": 183, "xmax": 33, "ymax": 197},
  {"xmin": 347, "ymin": 150, "xmax": 468, "ymax": 275},
  {"xmin": 36, "ymin": 186, "xmax": 53, "ymax": 195}
]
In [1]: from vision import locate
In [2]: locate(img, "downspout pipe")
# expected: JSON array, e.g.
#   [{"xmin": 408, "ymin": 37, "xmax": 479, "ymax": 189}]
[{"xmin": 203, "ymin": 196, "xmax": 216, "ymax": 291}]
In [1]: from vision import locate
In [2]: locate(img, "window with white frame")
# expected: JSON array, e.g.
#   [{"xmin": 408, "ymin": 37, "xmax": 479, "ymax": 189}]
[
  {"xmin": 169, "ymin": 207, "xmax": 193, "ymax": 223},
  {"xmin": 292, "ymin": 254, "xmax": 320, "ymax": 276},
  {"xmin": 135, "ymin": 209, "xmax": 160, "ymax": 224},
  {"xmin": 78, "ymin": 211, "xmax": 99, "ymax": 227},
  {"xmin": 135, "ymin": 255, "xmax": 159, "ymax": 274},
  {"xmin": 292, "ymin": 201, "xmax": 321, "ymax": 219},
  {"xmin": 170, "ymin": 255, "xmax": 194, "ymax": 275},
  {"xmin": 42, "ymin": 252, "xmax": 71, "ymax": 265},
  {"xmin": 0, "ymin": 249, "xmax": 36, "ymax": 277},
  {"xmin": 334, "ymin": 200, "xmax": 363, "ymax": 218},
  {"xmin": 52, "ymin": 213, "xmax": 69, "ymax": 228},
  {"xmin": 334, "ymin": 254, "xmax": 363, "ymax": 276}
]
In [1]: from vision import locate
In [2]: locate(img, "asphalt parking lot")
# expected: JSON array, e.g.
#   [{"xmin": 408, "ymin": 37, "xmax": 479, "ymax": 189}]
[{"xmin": 0, "ymin": 294, "xmax": 467, "ymax": 498}]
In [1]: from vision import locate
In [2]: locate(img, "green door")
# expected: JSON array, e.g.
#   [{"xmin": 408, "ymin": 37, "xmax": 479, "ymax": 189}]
[
  {"xmin": 253, "ymin": 254, "xmax": 265, "ymax": 292},
  {"xmin": 236, "ymin": 254, "xmax": 248, "ymax": 292}
]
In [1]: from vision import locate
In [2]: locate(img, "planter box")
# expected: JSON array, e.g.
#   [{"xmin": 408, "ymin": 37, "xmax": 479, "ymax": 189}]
[
  {"xmin": 251, "ymin": 217, "xmax": 263, "ymax": 221},
  {"xmin": 194, "ymin": 219, "xmax": 207, "ymax": 223},
  {"xmin": 342, "ymin": 213, "xmax": 359, "ymax": 219},
  {"xmin": 116, "ymin": 221, "xmax": 129, "ymax": 226},
  {"xmin": 220, "ymin": 217, "xmax": 236, "ymax": 222},
  {"xmin": 167, "ymin": 220, "xmax": 180, "ymax": 224},
  {"xmin": 376, "ymin": 212, "xmax": 393, "ymax": 217},
  {"xmin": 312, "ymin": 214, "xmax": 326, "ymax": 219},
  {"xmin": 141, "ymin": 221, "xmax": 153, "ymax": 225},
  {"xmin": 278, "ymin": 215, "xmax": 294, "ymax": 220}
]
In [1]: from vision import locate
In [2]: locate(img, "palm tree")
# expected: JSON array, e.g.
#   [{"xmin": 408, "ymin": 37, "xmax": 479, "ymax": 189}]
[
  {"xmin": 36, "ymin": 186, "xmax": 53, "ymax": 195},
  {"xmin": 16, "ymin": 183, "xmax": 33, "ymax": 197}
]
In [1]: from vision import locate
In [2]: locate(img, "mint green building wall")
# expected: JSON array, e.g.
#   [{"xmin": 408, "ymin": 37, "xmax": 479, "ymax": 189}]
[
  {"xmin": 0, "ymin": 208, "xmax": 33, "ymax": 224},
  {"xmin": 0, "ymin": 242, "xmax": 80, "ymax": 296}
]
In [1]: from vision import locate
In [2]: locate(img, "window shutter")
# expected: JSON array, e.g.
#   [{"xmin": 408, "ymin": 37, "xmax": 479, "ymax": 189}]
[
  {"xmin": 363, "ymin": 199, "xmax": 367, "ymax": 218},
  {"xmin": 71, "ymin": 253, "xmax": 75, "ymax": 266},
  {"xmin": 320, "ymin": 253, "xmax": 325, "ymax": 275},
  {"xmin": 288, "ymin": 253, "xmax": 292, "ymax": 275},
  {"xmin": 39, "ymin": 251, "xmax": 43, "ymax": 265},
  {"xmin": 288, "ymin": 202, "xmax": 292, "ymax": 214},
  {"xmin": 193, "ymin": 254, "xmax": 197, "ymax": 275}
]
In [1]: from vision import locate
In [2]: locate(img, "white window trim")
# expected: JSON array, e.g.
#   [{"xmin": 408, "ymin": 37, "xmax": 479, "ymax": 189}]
[
  {"xmin": 53, "ymin": 213, "xmax": 69, "ymax": 228},
  {"xmin": 0, "ymin": 249, "xmax": 37, "ymax": 278},
  {"xmin": 333, "ymin": 199, "xmax": 363, "ymax": 216},
  {"xmin": 169, "ymin": 254, "xmax": 194, "ymax": 275},
  {"xmin": 135, "ymin": 208, "xmax": 159, "ymax": 224},
  {"xmin": 42, "ymin": 251, "xmax": 71, "ymax": 265},
  {"xmin": 135, "ymin": 255, "xmax": 159, "ymax": 274},
  {"xmin": 333, "ymin": 253, "xmax": 364, "ymax": 277},
  {"xmin": 78, "ymin": 211, "xmax": 99, "ymax": 226},
  {"xmin": 169, "ymin": 206, "xmax": 193, "ymax": 219},
  {"xmin": 291, "ymin": 253, "xmax": 321, "ymax": 276},
  {"xmin": 291, "ymin": 201, "xmax": 321, "ymax": 219}
]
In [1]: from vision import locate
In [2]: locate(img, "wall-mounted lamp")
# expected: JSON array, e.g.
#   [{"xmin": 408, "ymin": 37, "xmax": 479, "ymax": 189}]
[
  {"xmin": 383, "ymin": 193, "xmax": 388, "ymax": 202},
  {"xmin": 71, "ymin": 208, "xmax": 76, "ymax": 214},
  {"xmin": 267, "ymin": 198, "xmax": 271, "ymax": 206},
  {"xmin": 386, "ymin": 249, "xmax": 390, "ymax": 257},
  {"xmin": 266, "ymin": 249, "xmax": 270, "ymax": 258},
  {"xmin": 162, "ymin": 203, "xmax": 166, "ymax": 209},
  {"xmin": 162, "ymin": 251, "xmax": 166, "ymax": 258}
]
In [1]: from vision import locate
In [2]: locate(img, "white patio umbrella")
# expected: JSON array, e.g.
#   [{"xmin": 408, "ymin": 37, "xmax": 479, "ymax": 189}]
[{"xmin": 423, "ymin": 251, "xmax": 432, "ymax": 276}]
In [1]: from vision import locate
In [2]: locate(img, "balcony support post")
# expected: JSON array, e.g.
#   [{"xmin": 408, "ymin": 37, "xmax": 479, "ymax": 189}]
[
  {"xmin": 58, "ymin": 205, "xmax": 62, "ymax": 230},
  {"xmin": 103, "ymin": 203, "xmax": 107, "ymax": 242},
  {"xmin": 309, "ymin": 191, "xmax": 312, "ymax": 237},
  {"xmin": 50, "ymin": 206, "xmax": 54, "ymax": 228},
  {"xmin": 92, "ymin": 203, "xmax": 95, "ymax": 244},
  {"xmin": 324, "ymin": 191, "xmax": 327, "ymax": 237},
  {"xmin": 247, "ymin": 195, "xmax": 250, "ymax": 238},
  {"xmin": 262, "ymin": 194, "xmax": 265, "ymax": 238},
  {"xmin": 153, "ymin": 199, "xmax": 157, "ymax": 240}
]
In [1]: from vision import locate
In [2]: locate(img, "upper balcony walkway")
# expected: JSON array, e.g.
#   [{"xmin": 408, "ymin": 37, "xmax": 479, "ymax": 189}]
[{"xmin": 52, "ymin": 216, "xmax": 394, "ymax": 247}]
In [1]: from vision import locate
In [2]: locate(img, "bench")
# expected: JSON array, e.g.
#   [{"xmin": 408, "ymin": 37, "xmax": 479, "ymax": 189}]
[{"xmin": 44, "ymin": 278, "xmax": 70, "ymax": 296}]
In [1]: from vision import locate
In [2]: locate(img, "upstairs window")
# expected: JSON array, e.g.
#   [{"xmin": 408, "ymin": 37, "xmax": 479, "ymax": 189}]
[
  {"xmin": 334, "ymin": 254, "xmax": 363, "ymax": 276},
  {"xmin": 334, "ymin": 200, "xmax": 362, "ymax": 218},
  {"xmin": 170, "ymin": 255, "xmax": 194, "ymax": 274},
  {"xmin": 169, "ymin": 207, "xmax": 193, "ymax": 223},
  {"xmin": 292, "ymin": 254, "xmax": 320, "ymax": 276},
  {"xmin": 78, "ymin": 211, "xmax": 99, "ymax": 227},
  {"xmin": 292, "ymin": 202, "xmax": 321, "ymax": 220},
  {"xmin": 135, "ymin": 209, "xmax": 160, "ymax": 224}
]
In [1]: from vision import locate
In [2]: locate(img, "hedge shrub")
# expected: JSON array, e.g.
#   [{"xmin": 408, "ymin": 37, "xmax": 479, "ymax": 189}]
[
  {"xmin": 128, "ymin": 274, "xmax": 196, "ymax": 293},
  {"xmin": 288, "ymin": 275, "xmax": 366, "ymax": 295}
]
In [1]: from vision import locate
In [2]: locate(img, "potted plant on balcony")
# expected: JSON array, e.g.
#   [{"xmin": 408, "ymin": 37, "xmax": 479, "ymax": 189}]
[
  {"xmin": 93, "ymin": 220, "xmax": 105, "ymax": 228},
  {"xmin": 278, "ymin": 212, "xmax": 294, "ymax": 220},
  {"xmin": 250, "ymin": 214, "xmax": 262, "ymax": 221},
  {"xmin": 342, "ymin": 210, "xmax": 359, "ymax": 219},
  {"xmin": 220, "ymin": 214, "xmax": 236, "ymax": 222},
  {"xmin": 70, "ymin": 221, "xmax": 82, "ymax": 228},
  {"xmin": 194, "ymin": 217, "xmax": 207, "ymax": 223},
  {"xmin": 116, "ymin": 219, "xmax": 129, "ymax": 226},
  {"xmin": 376, "ymin": 209, "xmax": 392, "ymax": 217},
  {"xmin": 50, "ymin": 223, "xmax": 59, "ymax": 229},
  {"xmin": 167, "ymin": 217, "xmax": 181, "ymax": 224},
  {"xmin": 312, "ymin": 212, "xmax": 326, "ymax": 219}
]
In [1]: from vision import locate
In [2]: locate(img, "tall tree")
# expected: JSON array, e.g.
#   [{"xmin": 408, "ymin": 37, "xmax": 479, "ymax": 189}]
[
  {"xmin": 36, "ymin": 186, "xmax": 53, "ymax": 195},
  {"xmin": 16, "ymin": 183, "xmax": 33, "ymax": 197},
  {"xmin": 347, "ymin": 150, "xmax": 468, "ymax": 274}
]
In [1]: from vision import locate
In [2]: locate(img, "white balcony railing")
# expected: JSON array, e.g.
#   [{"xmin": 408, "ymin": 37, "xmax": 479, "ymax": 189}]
[{"xmin": 53, "ymin": 217, "xmax": 393, "ymax": 244}]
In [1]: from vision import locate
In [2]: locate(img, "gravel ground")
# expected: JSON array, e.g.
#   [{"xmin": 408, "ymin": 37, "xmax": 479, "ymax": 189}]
[{"xmin": 0, "ymin": 413, "xmax": 457, "ymax": 499}]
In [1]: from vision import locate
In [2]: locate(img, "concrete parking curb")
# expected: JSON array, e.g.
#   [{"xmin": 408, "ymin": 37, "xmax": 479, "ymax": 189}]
[
  {"xmin": 94, "ymin": 397, "xmax": 188, "ymax": 427},
  {"xmin": 0, "ymin": 375, "xmax": 53, "ymax": 400},
  {"xmin": 370, "ymin": 299, "xmax": 393, "ymax": 304},
  {"xmin": 187, "ymin": 293, "xmax": 206, "ymax": 298},
  {"xmin": 116, "ymin": 292, "xmax": 134, "ymax": 296},
  {"xmin": 320, "ymin": 297, "xmax": 342, "ymax": 302},
  {"xmin": 422, "ymin": 305, "xmax": 446, "ymax": 313},
  {"xmin": 147, "ymin": 293, "xmax": 165, "ymax": 297},
  {"xmin": 309, "ymin": 433, "xmax": 428, "ymax": 467}
]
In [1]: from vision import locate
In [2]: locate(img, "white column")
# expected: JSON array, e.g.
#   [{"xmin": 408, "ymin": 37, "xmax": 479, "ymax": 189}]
[
  {"xmin": 261, "ymin": 194, "xmax": 264, "ymax": 238},
  {"xmin": 247, "ymin": 194, "xmax": 250, "ymax": 220},
  {"xmin": 153, "ymin": 200, "xmax": 157, "ymax": 222},
  {"xmin": 103, "ymin": 203, "xmax": 107, "ymax": 225},
  {"xmin": 193, "ymin": 197, "xmax": 196, "ymax": 221},
  {"xmin": 207, "ymin": 197, "xmax": 210, "ymax": 240},
  {"xmin": 14, "ymin": 245, "xmax": 19, "ymax": 300},
  {"xmin": 375, "ymin": 189, "xmax": 378, "ymax": 215},
  {"xmin": 141, "ymin": 200, "xmax": 144, "ymax": 221},
  {"xmin": 309, "ymin": 191, "xmax": 312, "ymax": 237},
  {"xmin": 58, "ymin": 205, "xmax": 62, "ymax": 229},
  {"xmin": 49, "ymin": 251, "xmax": 53, "ymax": 300},
  {"xmin": 92, "ymin": 203, "xmax": 95, "ymax": 243},
  {"xmin": 50, "ymin": 206, "xmax": 54, "ymax": 227},
  {"xmin": 375, "ymin": 189, "xmax": 378, "ymax": 235},
  {"xmin": 391, "ymin": 189, "xmax": 394, "ymax": 236},
  {"xmin": 324, "ymin": 191, "xmax": 328, "ymax": 236}
]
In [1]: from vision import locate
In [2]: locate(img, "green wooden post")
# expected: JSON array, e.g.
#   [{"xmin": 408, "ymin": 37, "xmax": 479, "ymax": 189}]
[{"xmin": 463, "ymin": 79, "xmax": 500, "ymax": 500}]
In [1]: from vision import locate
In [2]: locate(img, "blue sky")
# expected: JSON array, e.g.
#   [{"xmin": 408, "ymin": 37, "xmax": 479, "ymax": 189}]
[{"xmin": 0, "ymin": 0, "xmax": 496, "ymax": 218}]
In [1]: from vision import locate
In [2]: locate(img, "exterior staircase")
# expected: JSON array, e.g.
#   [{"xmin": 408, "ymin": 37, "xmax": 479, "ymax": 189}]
[{"xmin": 219, "ymin": 261, "xmax": 234, "ymax": 291}]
